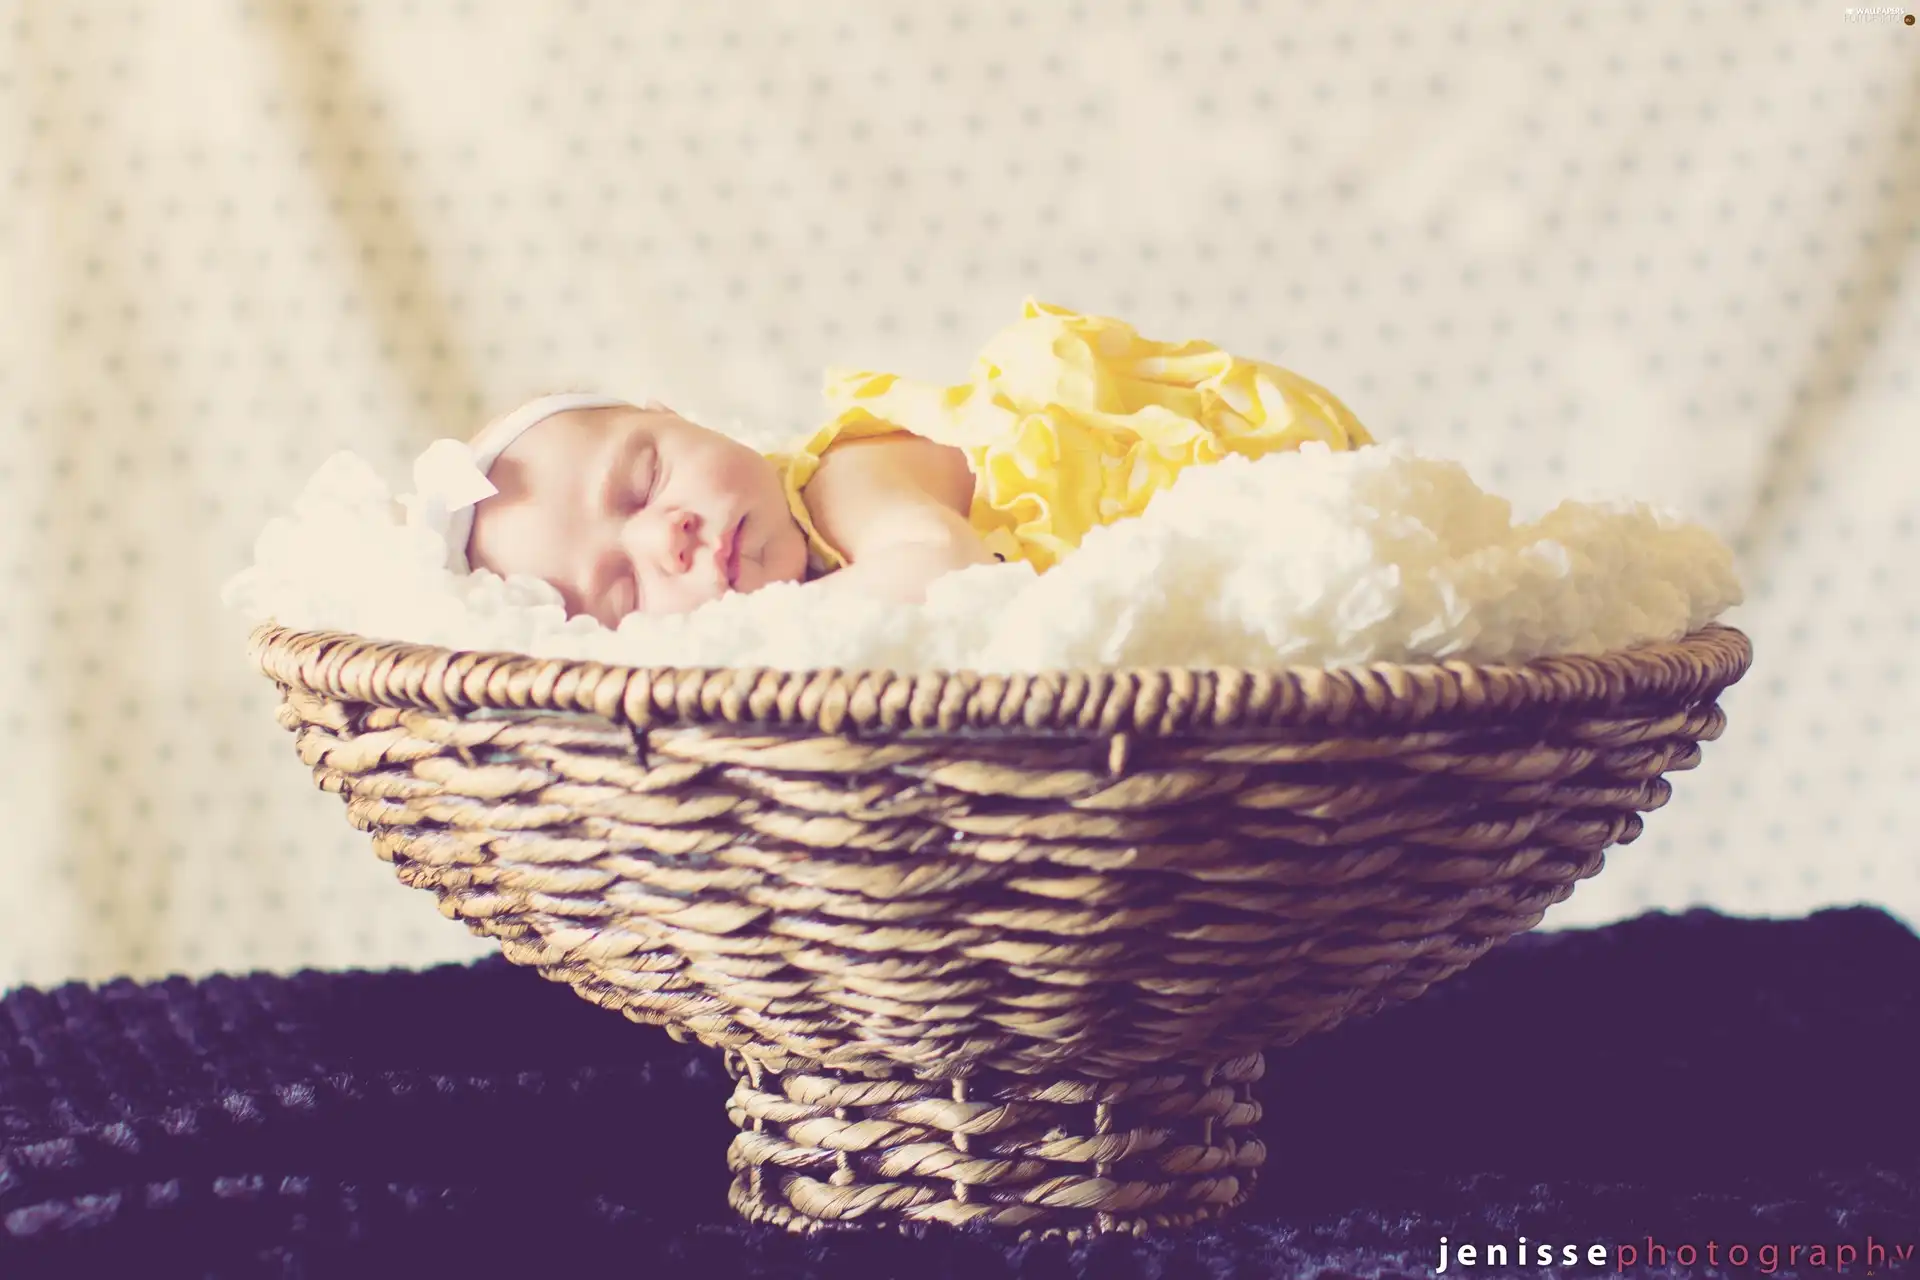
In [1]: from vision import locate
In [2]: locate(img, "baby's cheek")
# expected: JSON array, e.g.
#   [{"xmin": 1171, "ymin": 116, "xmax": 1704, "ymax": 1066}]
[{"xmin": 715, "ymin": 448, "xmax": 780, "ymax": 500}]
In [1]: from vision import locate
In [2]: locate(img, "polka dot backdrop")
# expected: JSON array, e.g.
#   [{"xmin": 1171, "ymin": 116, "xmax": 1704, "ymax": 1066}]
[{"xmin": 0, "ymin": 0, "xmax": 1915, "ymax": 991}]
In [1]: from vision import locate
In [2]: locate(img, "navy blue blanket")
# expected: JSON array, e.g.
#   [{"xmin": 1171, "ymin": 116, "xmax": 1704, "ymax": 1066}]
[{"xmin": 3, "ymin": 906, "xmax": 1917, "ymax": 1279}]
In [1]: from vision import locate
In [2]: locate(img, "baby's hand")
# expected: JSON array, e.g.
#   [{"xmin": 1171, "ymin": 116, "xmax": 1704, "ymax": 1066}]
[{"xmin": 813, "ymin": 534, "xmax": 998, "ymax": 606}]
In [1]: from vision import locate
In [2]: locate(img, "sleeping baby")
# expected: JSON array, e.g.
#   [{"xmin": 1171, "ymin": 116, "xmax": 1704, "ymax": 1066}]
[{"xmin": 412, "ymin": 300, "xmax": 1376, "ymax": 627}]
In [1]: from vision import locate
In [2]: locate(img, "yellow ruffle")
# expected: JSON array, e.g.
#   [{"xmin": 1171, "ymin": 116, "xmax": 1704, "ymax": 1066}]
[{"xmin": 767, "ymin": 298, "xmax": 1375, "ymax": 576}]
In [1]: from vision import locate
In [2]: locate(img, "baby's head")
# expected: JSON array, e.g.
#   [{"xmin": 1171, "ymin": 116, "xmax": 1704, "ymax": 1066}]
[{"xmin": 459, "ymin": 396, "xmax": 810, "ymax": 625}]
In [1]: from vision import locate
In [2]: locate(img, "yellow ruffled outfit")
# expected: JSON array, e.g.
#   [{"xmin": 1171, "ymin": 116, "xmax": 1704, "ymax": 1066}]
[{"xmin": 767, "ymin": 299, "xmax": 1375, "ymax": 577}]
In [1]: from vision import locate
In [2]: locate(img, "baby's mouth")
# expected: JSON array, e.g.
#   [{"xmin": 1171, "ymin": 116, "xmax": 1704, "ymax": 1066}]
[{"xmin": 720, "ymin": 515, "xmax": 744, "ymax": 588}]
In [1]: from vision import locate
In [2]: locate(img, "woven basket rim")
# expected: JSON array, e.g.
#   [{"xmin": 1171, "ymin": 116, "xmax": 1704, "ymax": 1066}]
[{"xmin": 247, "ymin": 622, "xmax": 1752, "ymax": 736}]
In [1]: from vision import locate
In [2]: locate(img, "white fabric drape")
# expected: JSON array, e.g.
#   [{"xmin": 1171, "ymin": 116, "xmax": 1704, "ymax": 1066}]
[{"xmin": 2, "ymin": 0, "xmax": 1915, "ymax": 991}]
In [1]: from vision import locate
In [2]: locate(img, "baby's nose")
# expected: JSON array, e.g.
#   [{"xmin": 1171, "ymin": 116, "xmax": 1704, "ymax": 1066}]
[{"xmin": 661, "ymin": 510, "xmax": 698, "ymax": 574}]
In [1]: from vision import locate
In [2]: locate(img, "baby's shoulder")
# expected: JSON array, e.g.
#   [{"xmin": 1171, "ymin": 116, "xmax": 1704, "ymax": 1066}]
[{"xmin": 809, "ymin": 429, "xmax": 973, "ymax": 514}]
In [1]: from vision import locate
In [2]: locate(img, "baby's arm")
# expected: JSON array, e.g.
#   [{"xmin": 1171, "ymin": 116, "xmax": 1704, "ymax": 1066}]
[{"xmin": 801, "ymin": 433, "xmax": 997, "ymax": 605}]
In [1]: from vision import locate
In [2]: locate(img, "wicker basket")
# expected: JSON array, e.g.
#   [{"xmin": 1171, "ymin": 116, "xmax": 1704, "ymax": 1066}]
[{"xmin": 247, "ymin": 621, "xmax": 1751, "ymax": 1239}]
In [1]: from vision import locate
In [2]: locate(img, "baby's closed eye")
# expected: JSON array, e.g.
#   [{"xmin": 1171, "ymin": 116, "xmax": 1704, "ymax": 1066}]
[{"xmin": 625, "ymin": 444, "xmax": 660, "ymax": 511}]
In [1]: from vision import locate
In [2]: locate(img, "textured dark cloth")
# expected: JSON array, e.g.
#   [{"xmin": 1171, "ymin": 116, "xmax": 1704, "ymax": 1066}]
[{"xmin": 3, "ymin": 906, "xmax": 1917, "ymax": 1280}]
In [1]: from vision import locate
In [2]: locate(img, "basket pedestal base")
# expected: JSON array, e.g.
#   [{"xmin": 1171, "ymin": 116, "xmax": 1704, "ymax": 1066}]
[{"xmin": 723, "ymin": 1050, "xmax": 1267, "ymax": 1239}]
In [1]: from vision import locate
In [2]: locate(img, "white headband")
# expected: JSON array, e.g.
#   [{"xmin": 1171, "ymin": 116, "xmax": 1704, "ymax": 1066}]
[{"xmin": 401, "ymin": 392, "xmax": 640, "ymax": 573}]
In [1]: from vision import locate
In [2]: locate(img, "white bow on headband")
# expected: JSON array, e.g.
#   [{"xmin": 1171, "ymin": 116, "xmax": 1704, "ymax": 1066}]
[{"xmin": 398, "ymin": 437, "xmax": 500, "ymax": 561}]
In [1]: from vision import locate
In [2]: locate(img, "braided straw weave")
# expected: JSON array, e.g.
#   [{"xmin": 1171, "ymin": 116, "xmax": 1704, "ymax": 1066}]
[{"xmin": 248, "ymin": 621, "xmax": 1751, "ymax": 1237}]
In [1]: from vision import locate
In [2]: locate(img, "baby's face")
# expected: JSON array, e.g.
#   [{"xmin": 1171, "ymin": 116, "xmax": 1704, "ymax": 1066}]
[{"xmin": 466, "ymin": 405, "xmax": 810, "ymax": 625}]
